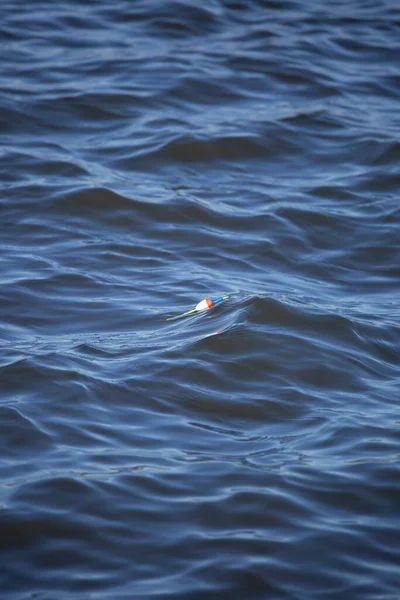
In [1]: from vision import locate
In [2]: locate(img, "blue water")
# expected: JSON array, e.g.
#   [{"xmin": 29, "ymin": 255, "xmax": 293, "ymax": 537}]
[{"xmin": 1, "ymin": 1, "xmax": 400, "ymax": 598}]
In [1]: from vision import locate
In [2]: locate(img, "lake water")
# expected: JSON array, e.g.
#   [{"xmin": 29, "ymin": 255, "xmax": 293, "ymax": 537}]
[{"xmin": 1, "ymin": 1, "xmax": 400, "ymax": 598}]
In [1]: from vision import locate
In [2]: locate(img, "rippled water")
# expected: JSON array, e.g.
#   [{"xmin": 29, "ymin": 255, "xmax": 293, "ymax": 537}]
[{"xmin": 1, "ymin": 1, "xmax": 400, "ymax": 598}]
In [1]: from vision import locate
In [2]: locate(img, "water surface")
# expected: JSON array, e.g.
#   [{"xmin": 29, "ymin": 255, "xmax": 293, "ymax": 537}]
[{"xmin": 1, "ymin": 1, "xmax": 400, "ymax": 598}]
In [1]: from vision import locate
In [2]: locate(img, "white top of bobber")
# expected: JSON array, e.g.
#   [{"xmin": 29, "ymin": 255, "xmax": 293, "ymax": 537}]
[{"xmin": 195, "ymin": 298, "xmax": 213, "ymax": 311}]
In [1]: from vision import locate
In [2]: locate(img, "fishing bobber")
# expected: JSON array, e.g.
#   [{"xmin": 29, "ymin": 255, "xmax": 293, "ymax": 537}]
[{"xmin": 167, "ymin": 295, "xmax": 229, "ymax": 321}]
